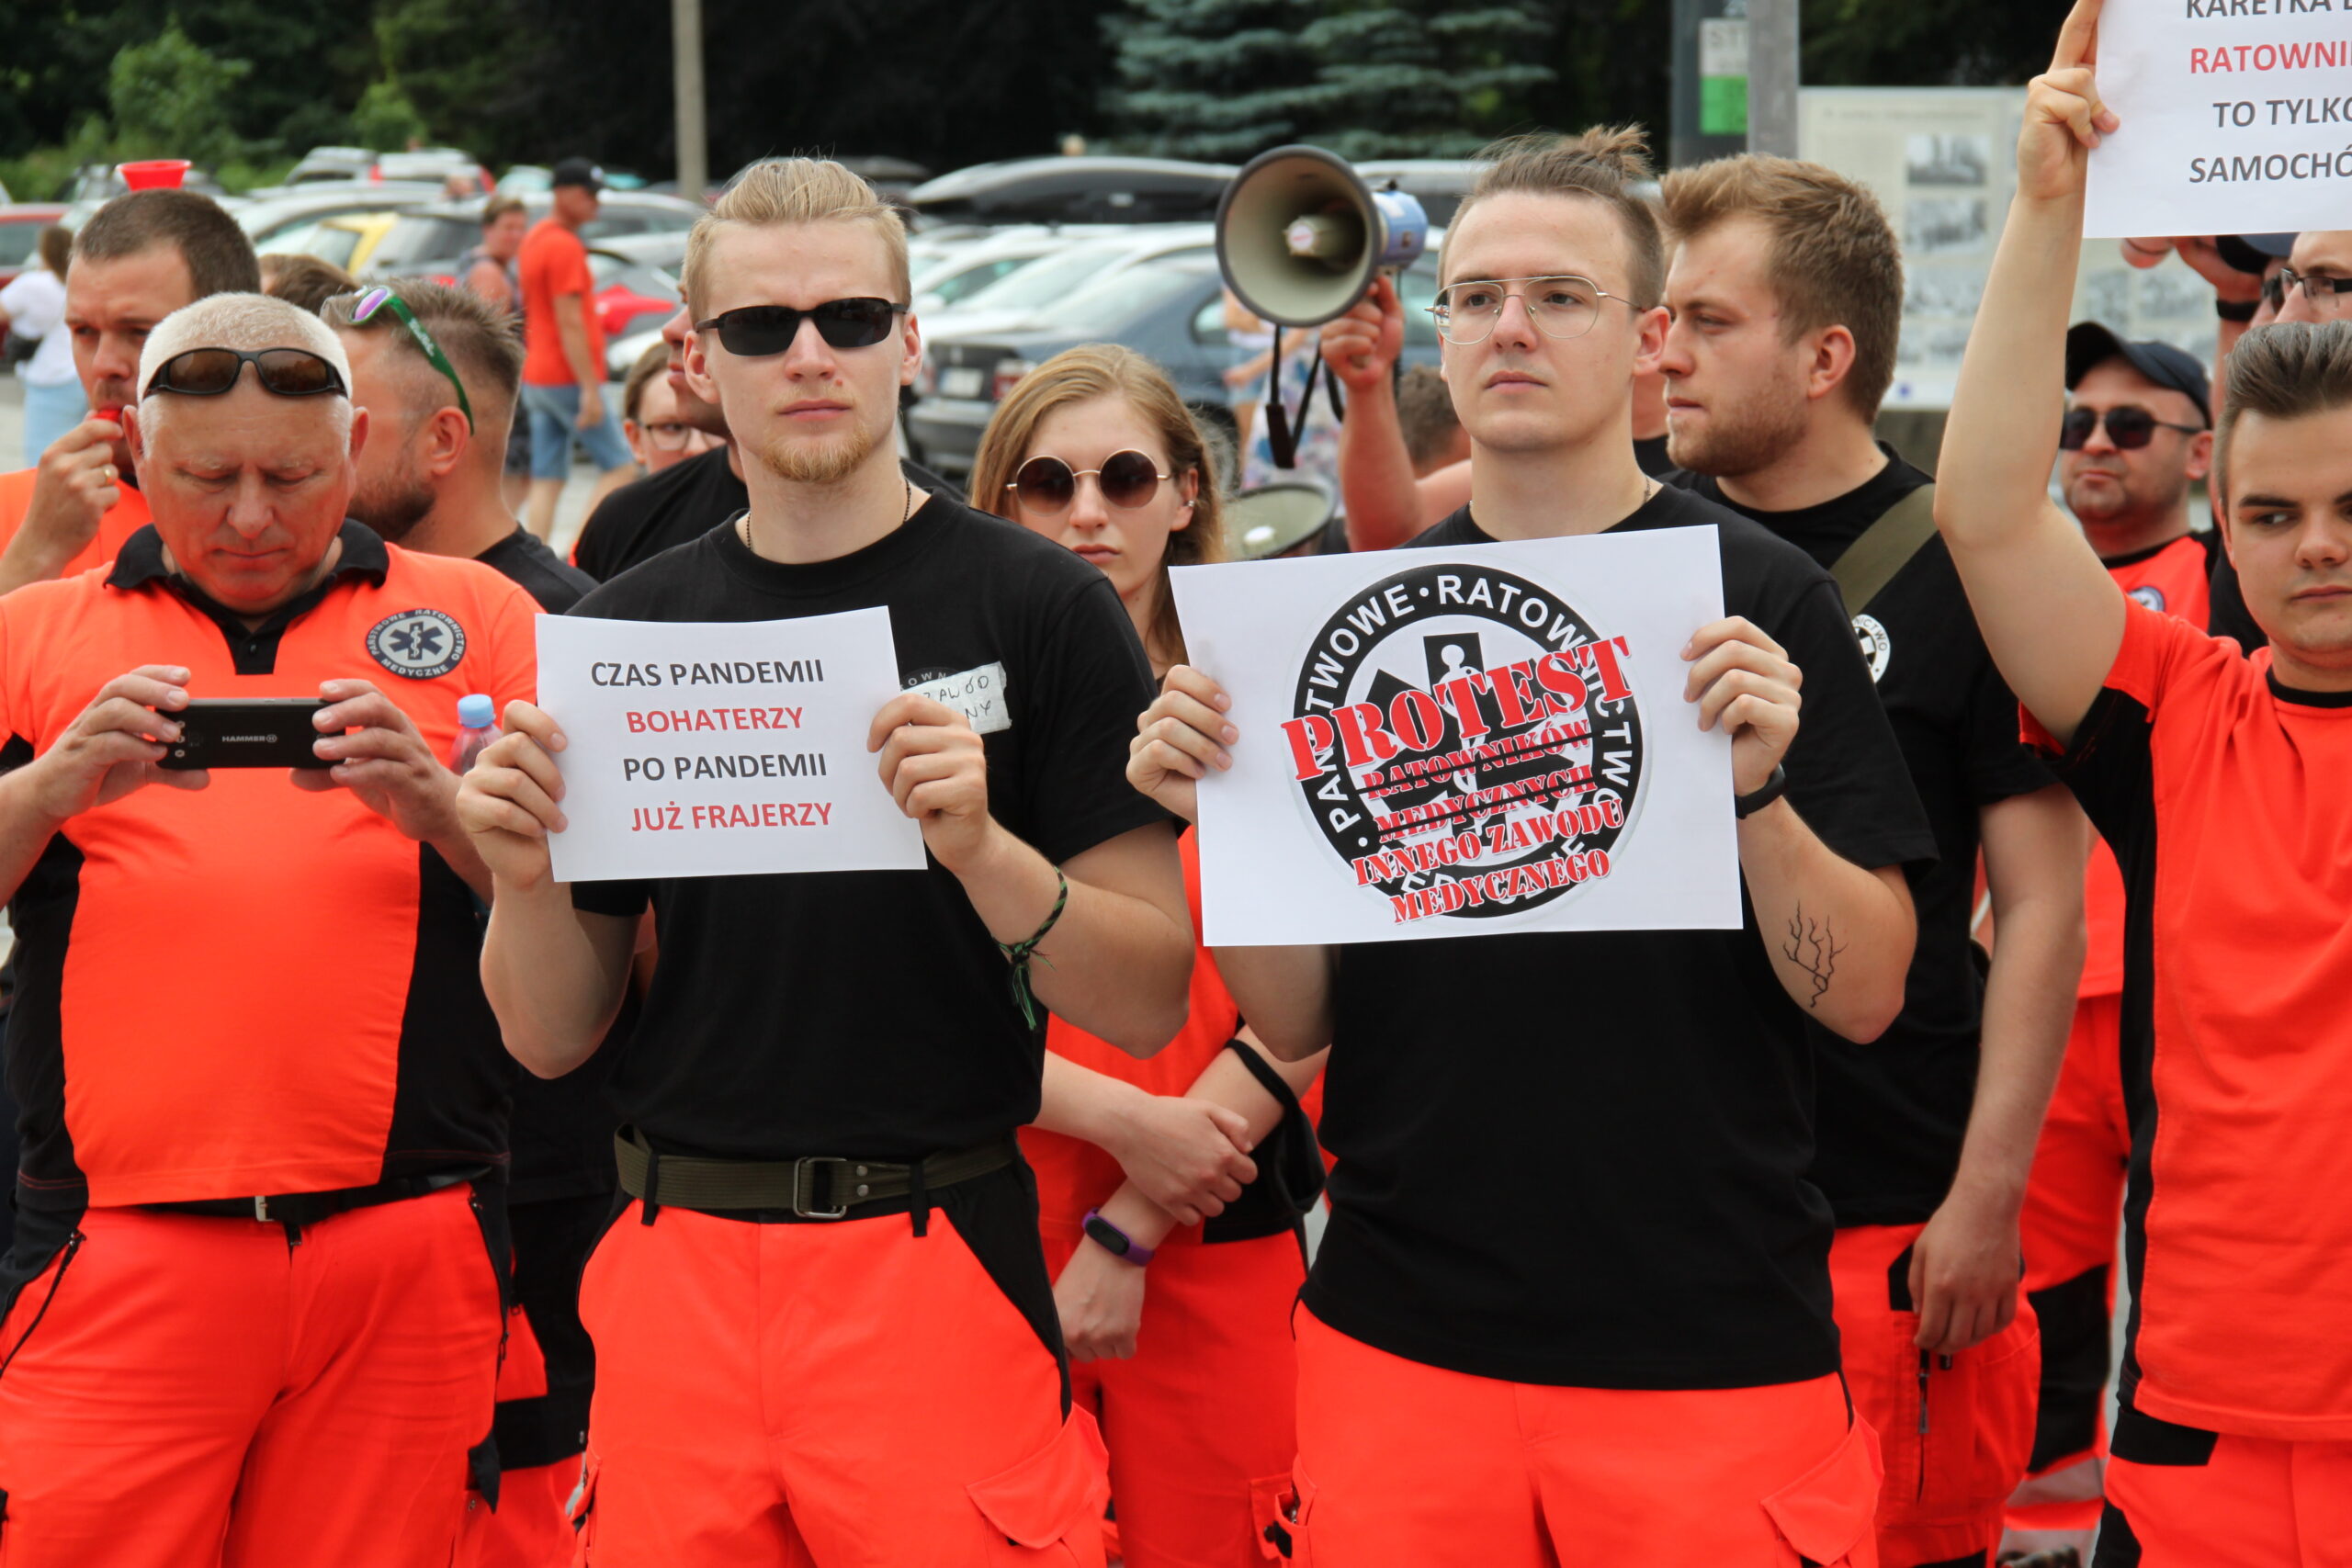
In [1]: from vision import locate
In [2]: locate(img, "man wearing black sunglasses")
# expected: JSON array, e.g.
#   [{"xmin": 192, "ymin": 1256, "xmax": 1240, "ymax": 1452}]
[
  {"xmin": 0, "ymin": 291, "xmax": 544, "ymax": 1566},
  {"xmin": 460, "ymin": 158, "xmax": 1191, "ymax": 1564}
]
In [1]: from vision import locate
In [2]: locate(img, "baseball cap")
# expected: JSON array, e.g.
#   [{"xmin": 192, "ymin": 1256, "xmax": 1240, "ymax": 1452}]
[
  {"xmin": 2064, "ymin": 321, "xmax": 2211, "ymax": 428},
  {"xmin": 551, "ymin": 158, "xmax": 605, "ymax": 193},
  {"xmin": 2215, "ymin": 232, "xmax": 2298, "ymax": 274}
]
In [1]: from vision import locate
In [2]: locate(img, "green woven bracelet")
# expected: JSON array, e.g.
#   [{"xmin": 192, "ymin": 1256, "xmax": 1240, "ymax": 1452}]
[{"xmin": 999, "ymin": 867, "xmax": 1069, "ymax": 1030}]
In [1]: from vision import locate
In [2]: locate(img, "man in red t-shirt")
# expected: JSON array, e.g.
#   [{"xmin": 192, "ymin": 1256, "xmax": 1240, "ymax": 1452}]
[
  {"xmin": 515, "ymin": 158, "xmax": 637, "ymax": 542},
  {"xmin": 1942, "ymin": 4, "xmax": 2352, "ymax": 1555},
  {"xmin": 0, "ymin": 190, "xmax": 258, "ymax": 597}
]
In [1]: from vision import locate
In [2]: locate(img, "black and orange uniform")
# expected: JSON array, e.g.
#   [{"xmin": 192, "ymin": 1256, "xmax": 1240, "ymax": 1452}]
[
  {"xmin": 1683, "ymin": 453, "xmax": 2056, "ymax": 1566},
  {"xmin": 2007, "ymin": 531, "xmax": 2215, "ymax": 1542},
  {"xmin": 454, "ymin": 525, "xmax": 621, "ymax": 1568},
  {"xmin": 1285, "ymin": 487, "xmax": 1933, "ymax": 1567},
  {"xmin": 1021, "ymin": 829, "xmax": 1323, "ymax": 1568},
  {"xmin": 562, "ymin": 497, "xmax": 1161, "ymax": 1564},
  {"xmin": 2023, "ymin": 602, "xmax": 2352, "ymax": 1564},
  {"xmin": 0, "ymin": 524, "xmax": 537, "ymax": 1568},
  {"xmin": 571, "ymin": 451, "xmax": 951, "ymax": 581},
  {"xmin": 0, "ymin": 467, "xmax": 153, "ymax": 582}
]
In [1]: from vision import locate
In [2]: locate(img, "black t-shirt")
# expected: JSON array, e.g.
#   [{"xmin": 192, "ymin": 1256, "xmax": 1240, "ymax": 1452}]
[
  {"xmin": 470, "ymin": 525, "xmax": 633, "ymax": 1203},
  {"xmin": 1678, "ymin": 455, "xmax": 2057, "ymax": 1227},
  {"xmin": 1633, "ymin": 434, "xmax": 1675, "ymax": 478},
  {"xmin": 571, "ymin": 450, "xmax": 958, "ymax": 582},
  {"xmin": 568, "ymin": 497, "xmax": 1166, "ymax": 1162},
  {"xmin": 2200, "ymin": 529, "xmax": 2269, "ymax": 652},
  {"xmin": 1302, "ymin": 484, "xmax": 1936, "ymax": 1389}
]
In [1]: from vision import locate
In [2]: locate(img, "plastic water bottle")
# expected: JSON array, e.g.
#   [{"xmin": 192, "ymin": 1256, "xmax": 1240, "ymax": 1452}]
[{"xmin": 450, "ymin": 694, "xmax": 499, "ymax": 774}]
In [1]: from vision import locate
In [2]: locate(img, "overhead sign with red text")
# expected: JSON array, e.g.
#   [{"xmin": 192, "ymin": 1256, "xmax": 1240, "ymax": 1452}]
[
  {"xmin": 537, "ymin": 610, "xmax": 926, "ymax": 883},
  {"xmin": 1170, "ymin": 528, "xmax": 1738, "ymax": 946},
  {"xmin": 2086, "ymin": 0, "xmax": 2352, "ymax": 236}
]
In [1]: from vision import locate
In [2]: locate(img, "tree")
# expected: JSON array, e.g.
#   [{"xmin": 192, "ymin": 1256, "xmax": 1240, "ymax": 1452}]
[
  {"xmin": 1299, "ymin": 0, "xmax": 1555, "ymax": 159},
  {"xmin": 107, "ymin": 22, "xmax": 252, "ymax": 165},
  {"xmin": 1101, "ymin": 0, "xmax": 1323, "ymax": 162}
]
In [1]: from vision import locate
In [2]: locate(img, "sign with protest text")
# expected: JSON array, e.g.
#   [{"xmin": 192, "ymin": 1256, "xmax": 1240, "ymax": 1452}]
[
  {"xmin": 2086, "ymin": 0, "xmax": 2352, "ymax": 236},
  {"xmin": 536, "ymin": 611, "xmax": 927, "ymax": 883},
  {"xmin": 1170, "ymin": 529, "xmax": 1740, "ymax": 947}
]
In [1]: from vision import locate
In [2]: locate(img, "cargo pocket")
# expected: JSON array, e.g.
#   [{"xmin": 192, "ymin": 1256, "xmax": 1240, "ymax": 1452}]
[
  {"xmin": 568, "ymin": 1454, "xmax": 599, "ymax": 1567},
  {"xmin": 1761, "ymin": 1417, "xmax": 1883, "ymax": 1567},
  {"xmin": 1917, "ymin": 1310, "xmax": 2041, "ymax": 1517},
  {"xmin": 1250, "ymin": 1472, "xmax": 1300, "ymax": 1562},
  {"xmin": 967, "ymin": 1409, "xmax": 1113, "ymax": 1564}
]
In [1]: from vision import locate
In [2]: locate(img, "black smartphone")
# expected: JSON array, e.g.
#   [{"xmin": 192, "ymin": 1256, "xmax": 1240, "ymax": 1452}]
[{"xmin": 157, "ymin": 698, "xmax": 332, "ymax": 772}]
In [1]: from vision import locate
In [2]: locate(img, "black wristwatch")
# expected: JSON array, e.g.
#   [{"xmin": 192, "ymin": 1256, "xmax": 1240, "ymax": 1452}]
[
  {"xmin": 1735, "ymin": 762, "xmax": 1790, "ymax": 820},
  {"xmin": 2217, "ymin": 297, "xmax": 2259, "ymax": 323}
]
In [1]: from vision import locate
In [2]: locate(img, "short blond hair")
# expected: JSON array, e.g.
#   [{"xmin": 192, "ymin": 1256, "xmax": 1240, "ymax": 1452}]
[
  {"xmin": 681, "ymin": 158, "xmax": 910, "ymax": 318},
  {"xmin": 1660, "ymin": 155, "xmax": 1904, "ymax": 420},
  {"xmin": 1442, "ymin": 127, "xmax": 1665, "ymax": 309}
]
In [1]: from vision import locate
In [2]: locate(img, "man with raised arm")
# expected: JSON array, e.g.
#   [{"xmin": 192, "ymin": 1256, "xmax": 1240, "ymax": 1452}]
[
  {"xmin": 458, "ymin": 158, "xmax": 1192, "ymax": 1564},
  {"xmin": 1133, "ymin": 128, "xmax": 1934, "ymax": 1564},
  {"xmin": 1936, "ymin": 3, "xmax": 2352, "ymax": 1555}
]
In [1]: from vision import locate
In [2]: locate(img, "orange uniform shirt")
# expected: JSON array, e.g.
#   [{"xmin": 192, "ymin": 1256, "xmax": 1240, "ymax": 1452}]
[
  {"xmin": 0, "ymin": 468, "xmax": 153, "ymax": 587},
  {"xmin": 1022, "ymin": 830, "xmax": 1320, "ymax": 1247},
  {"xmin": 518, "ymin": 220, "xmax": 602, "ymax": 388},
  {"xmin": 2030, "ymin": 599, "xmax": 2352, "ymax": 1440},
  {"xmin": 2078, "ymin": 534, "xmax": 2216, "ymax": 998},
  {"xmin": 0, "ymin": 525, "xmax": 539, "ymax": 1208}
]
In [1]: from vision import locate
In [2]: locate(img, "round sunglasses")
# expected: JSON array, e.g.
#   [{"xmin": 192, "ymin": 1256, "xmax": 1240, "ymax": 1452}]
[
  {"xmin": 2060, "ymin": 405, "xmax": 2204, "ymax": 452},
  {"xmin": 143, "ymin": 346, "xmax": 347, "ymax": 401},
  {"xmin": 1007, "ymin": 450, "xmax": 1171, "ymax": 514},
  {"xmin": 695, "ymin": 299, "xmax": 907, "ymax": 356}
]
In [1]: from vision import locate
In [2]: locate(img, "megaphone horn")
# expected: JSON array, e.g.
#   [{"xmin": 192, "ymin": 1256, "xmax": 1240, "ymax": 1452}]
[{"xmin": 1216, "ymin": 145, "xmax": 1430, "ymax": 330}]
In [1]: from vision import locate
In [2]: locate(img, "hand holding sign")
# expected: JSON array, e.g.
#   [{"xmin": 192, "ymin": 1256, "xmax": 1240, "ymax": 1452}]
[
  {"xmin": 2025, "ymin": 0, "xmax": 2121, "ymax": 206},
  {"xmin": 1682, "ymin": 617, "xmax": 1804, "ymax": 797},
  {"xmin": 1127, "ymin": 666, "xmax": 1239, "ymax": 825},
  {"xmin": 458, "ymin": 700, "xmax": 570, "ymax": 892},
  {"xmin": 868, "ymin": 692, "xmax": 992, "ymax": 874}
]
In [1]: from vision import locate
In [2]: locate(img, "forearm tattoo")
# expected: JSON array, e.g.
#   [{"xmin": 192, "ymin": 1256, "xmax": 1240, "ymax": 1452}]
[{"xmin": 1781, "ymin": 904, "xmax": 1845, "ymax": 1010}]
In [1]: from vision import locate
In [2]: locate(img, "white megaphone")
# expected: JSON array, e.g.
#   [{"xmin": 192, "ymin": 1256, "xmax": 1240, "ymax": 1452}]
[
  {"xmin": 1216, "ymin": 146, "xmax": 1429, "ymax": 468},
  {"xmin": 1216, "ymin": 145, "xmax": 1430, "ymax": 328}
]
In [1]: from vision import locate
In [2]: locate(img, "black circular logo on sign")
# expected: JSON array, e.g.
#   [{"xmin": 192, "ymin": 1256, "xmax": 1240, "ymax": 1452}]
[
  {"xmin": 365, "ymin": 608, "xmax": 466, "ymax": 680},
  {"xmin": 1283, "ymin": 563, "xmax": 1645, "ymax": 924}
]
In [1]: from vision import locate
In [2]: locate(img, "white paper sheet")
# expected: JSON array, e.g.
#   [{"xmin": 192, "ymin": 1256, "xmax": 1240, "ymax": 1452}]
[
  {"xmin": 2086, "ymin": 0, "xmax": 2352, "ymax": 237},
  {"xmin": 1170, "ymin": 527, "xmax": 1741, "ymax": 946},
  {"xmin": 537, "ymin": 611, "xmax": 927, "ymax": 883}
]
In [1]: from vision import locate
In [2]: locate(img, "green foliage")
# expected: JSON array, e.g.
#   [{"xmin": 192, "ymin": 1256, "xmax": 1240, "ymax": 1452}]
[
  {"xmin": 1102, "ymin": 0, "xmax": 1323, "ymax": 160},
  {"xmin": 107, "ymin": 21, "xmax": 252, "ymax": 166},
  {"xmin": 353, "ymin": 78, "xmax": 430, "ymax": 152}
]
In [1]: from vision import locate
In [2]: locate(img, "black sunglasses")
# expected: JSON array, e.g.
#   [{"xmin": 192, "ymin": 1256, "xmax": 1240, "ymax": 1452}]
[
  {"xmin": 145, "ymin": 346, "xmax": 348, "ymax": 401},
  {"xmin": 1009, "ymin": 450, "xmax": 1170, "ymax": 513},
  {"xmin": 694, "ymin": 299, "xmax": 907, "ymax": 355},
  {"xmin": 2060, "ymin": 404, "xmax": 2203, "ymax": 452}
]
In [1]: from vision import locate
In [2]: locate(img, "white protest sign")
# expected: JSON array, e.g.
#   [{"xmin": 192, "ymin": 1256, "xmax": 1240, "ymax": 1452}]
[
  {"xmin": 1170, "ymin": 528, "xmax": 1739, "ymax": 947},
  {"xmin": 536, "ymin": 610, "xmax": 926, "ymax": 883},
  {"xmin": 2086, "ymin": 0, "xmax": 2352, "ymax": 237}
]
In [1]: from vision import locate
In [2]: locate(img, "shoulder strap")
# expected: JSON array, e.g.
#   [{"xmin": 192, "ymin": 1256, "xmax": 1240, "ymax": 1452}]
[{"xmin": 1828, "ymin": 482, "xmax": 1939, "ymax": 615}]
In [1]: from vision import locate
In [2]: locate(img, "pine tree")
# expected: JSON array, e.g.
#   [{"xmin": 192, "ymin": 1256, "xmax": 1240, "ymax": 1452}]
[
  {"xmin": 1299, "ymin": 0, "xmax": 1555, "ymax": 160},
  {"xmin": 1101, "ymin": 0, "xmax": 1322, "ymax": 162}
]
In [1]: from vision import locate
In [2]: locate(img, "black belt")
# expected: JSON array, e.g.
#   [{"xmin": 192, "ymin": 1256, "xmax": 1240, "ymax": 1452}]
[
  {"xmin": 615, "ymin": 1129, "xmax": 1016, "ymax": 1220},
  {"xmin": 142, "ymin": 1170, "xmax": 482, "ymax": 1227}
]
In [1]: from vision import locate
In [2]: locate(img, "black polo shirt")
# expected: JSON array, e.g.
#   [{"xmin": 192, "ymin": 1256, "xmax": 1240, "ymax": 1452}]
[{"xmin": 1302, "ymin": 485, "xmax": 1934, "ymax": 1388}]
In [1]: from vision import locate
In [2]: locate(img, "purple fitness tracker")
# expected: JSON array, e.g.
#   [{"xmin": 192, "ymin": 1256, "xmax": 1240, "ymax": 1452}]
[{"xmin": 1082, "ymin": 1208, "xmax": 1155, "ymax": 1267}]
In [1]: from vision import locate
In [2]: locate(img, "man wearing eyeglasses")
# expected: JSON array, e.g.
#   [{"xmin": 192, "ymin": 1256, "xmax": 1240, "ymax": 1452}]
[
  {"xmin": 458, "ymin": 158, "xmax": 1191, "ymax": 1563},
  {"xmin": 0, "ymin": 291, "xmax": 541, "ymax": 1567},
  {"xmin": 1134, "ymin": 127, "xmax": 1930, "ymax": 1564},
  {"xmin": 323, "ymin": 276, "xmax": 619, "ymax": 1568}
]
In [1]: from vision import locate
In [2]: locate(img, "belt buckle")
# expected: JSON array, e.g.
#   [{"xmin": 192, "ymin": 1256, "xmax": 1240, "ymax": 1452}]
[
  {"xmin": 791, "ymin": 1157, "xmax": 852, "ymax": 1221},
  {"xmin": 254, "ymin": 1195, "xmax": 271, "ymax": 1223}
]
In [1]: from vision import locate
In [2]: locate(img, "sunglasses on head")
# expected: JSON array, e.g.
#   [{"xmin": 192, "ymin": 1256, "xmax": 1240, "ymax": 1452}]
[
  {"xmin": 695, "ymin": 299, "xmax": 907, "ymax": 356},
  {"xmin": 1008, "ymin": 450, "xmax": 1172, "ymax": 514},
  {"xmin": 334, "ymin": 286, "xmax": 473, "ymax": 433},
  {"xmin": 2060, "ymin": 404, "xmax": 2204, "ymax": 451},
  {"xmin": 144, "ymin": 346, "xmax": 348, "ymax": 401}
]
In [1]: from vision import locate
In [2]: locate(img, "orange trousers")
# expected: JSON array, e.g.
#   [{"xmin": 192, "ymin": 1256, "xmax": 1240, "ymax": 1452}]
[
  {"xmin": 2101, "ymin": 1428, "xmax": 2352, "ymax": 1566},
  {"xmin": 1828, "ymin": 1222, "xmax": 2040, "ymax": 1568},
  {"xmin": 0, "ymin": 1187, "xmax": 502, "ymax": 1568},
  {"xmin": 1045, "ymin": 1229, "xmax": 1304, "ymax": 1568},
  {"xmin": 1288, "ymin": 1304, "xmax": 1883, "ymax": 1566},
  {"xmin": 573, "ymin": 1186, "xmax": 1109, "ymax": 1566}
]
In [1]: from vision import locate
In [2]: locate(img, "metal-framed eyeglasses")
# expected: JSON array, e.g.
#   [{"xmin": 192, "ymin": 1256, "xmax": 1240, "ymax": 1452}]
[{"xmin": 1426, "ymin": 275, "xmax": 1640, "ymax": 345}]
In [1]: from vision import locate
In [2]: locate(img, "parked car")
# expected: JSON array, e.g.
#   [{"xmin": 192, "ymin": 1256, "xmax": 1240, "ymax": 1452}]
[
  {"xmin": 285, "ymin": 146, "xmax": 377, "ymax": 185},
  {"xmin": 62, "ymin": 161, "xmax": 228, "ymax": 204},
  {"xmin": 260, "ymin": 209, "xmax": 405, "ymax": 274},
  {"xmin": 909, "ymin": 248, "xmax": 1443, "ymax": 478},
  {"xmin": 910, "ymin": 228, "xmax": 1116, "ymax": 316},
  {"xmin": 0, "ymin": 204, "xmax": 68, "ymax": 289},
  {"xmin": 589, "ymin": 250, "xmax": 679, "ymax": 344},
  {"xmin": 238, "ymin": 183, "xmax": 449, "ymax": 254},
  {"xmin": 362, "ymin": 191, "xmax": 707, "ymax": 282},
  {"xmin": 909, "ymin": 157, "xmax": 1238, "ymax": 227}
]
